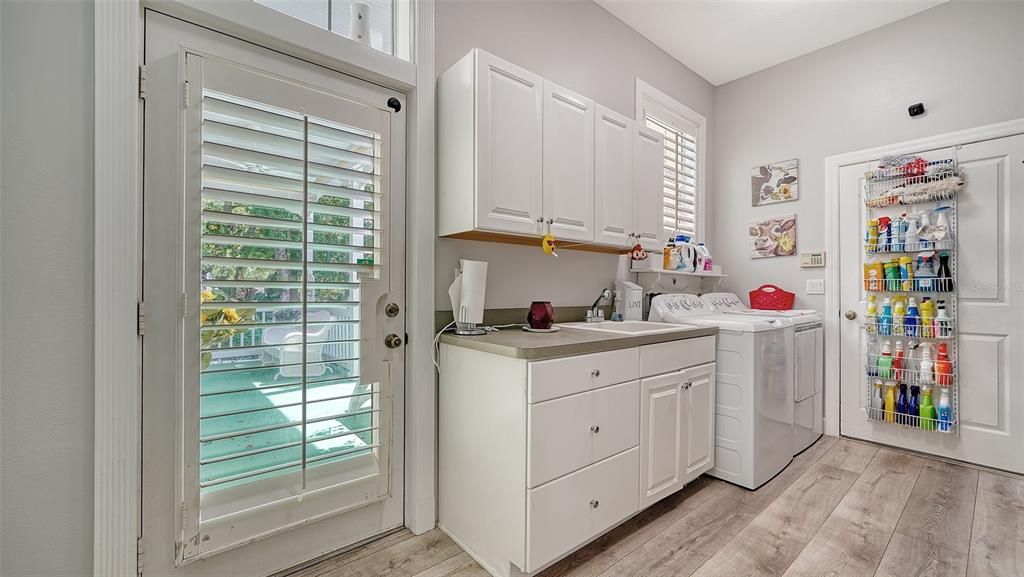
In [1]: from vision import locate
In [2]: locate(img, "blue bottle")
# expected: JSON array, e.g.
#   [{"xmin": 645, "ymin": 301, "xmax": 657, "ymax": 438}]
[
  {"xmin": 879, "ymin": 297, "xmax": 893, "ymax": 336},
  {"xmin": 909, "ymin": 385, "xmax": 921, "ymax": 428},
  {"xmin": 904, "ymin": 297, "xmax": 920, "ymax": 338},
  {"xmin": 897, "ymin": 384, "xmax": 910, "ymax": 425},
  {"xmin": 938, "ymin": 388, "xmax": 953, "ymax": 432}
]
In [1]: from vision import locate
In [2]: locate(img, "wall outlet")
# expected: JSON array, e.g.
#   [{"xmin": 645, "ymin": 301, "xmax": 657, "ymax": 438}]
[{"xmin": 806, "ymin": 279, "xmax": 825, "ymax": 295}]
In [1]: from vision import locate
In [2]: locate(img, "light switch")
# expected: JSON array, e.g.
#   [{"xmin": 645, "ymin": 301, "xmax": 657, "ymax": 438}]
[{"xmin": 806, "ymin": 279, "xmax": 825, "ymax": 295}]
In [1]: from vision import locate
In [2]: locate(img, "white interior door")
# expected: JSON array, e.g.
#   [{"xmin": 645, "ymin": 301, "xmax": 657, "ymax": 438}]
[
  {"xmin": 839, "ymin": 134, "xmax": 1024, "ymax": 473},
  {"xmin": 142, "ymin": 13, "xmax": 405, "ymax": 576}
]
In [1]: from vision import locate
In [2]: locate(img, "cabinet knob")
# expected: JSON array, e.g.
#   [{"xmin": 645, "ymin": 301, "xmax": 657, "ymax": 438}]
[
  {"xmin": 546, "ymin": 218, "xmax": 554, "ymax": 225},
  {"xmin": 536, "ymin": 217, "xmax": 544, "ymax": 223},
  {"xmin": 590, "ymin": 425, "xmax": 600, "ymax": 434},
  {"xmin": 591, "ymin": 369, "xmax": 601, "ymax": 378},
  {"xmin": 681, "ymin": 381, "xmax": 692, "ymax": 390},
  {"xmin": 589, "ymin": 499, "xmax": 600, "ymax": 509}
]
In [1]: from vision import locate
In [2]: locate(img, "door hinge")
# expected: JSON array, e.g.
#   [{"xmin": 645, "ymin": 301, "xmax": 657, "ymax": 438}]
[
  {"xmin": 183, "ymin": 80, "xmax": 190, "ymax": 109},
  {"xmin": 136, "ymin": 536, "xmax": 145, "ymax": 575},
  {"xmin": 138, "ymin": 65, "xmax": 147, "ymax": 100},
  {"xmin": 180, "ymin": 293, "xmax": 188, "ymax": 319},
  {"xmin": 137, "ymin": 301, "xmax": 146, "ymax": 336}
]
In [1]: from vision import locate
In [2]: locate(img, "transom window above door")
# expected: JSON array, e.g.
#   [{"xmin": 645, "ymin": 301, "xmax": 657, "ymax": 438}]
[{"xmin": 255, "ymin": 0, "xmax": 399, "ymax": 56}]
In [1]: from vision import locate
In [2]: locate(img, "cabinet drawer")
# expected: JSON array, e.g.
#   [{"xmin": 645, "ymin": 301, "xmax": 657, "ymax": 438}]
[
  {"xmin": 529, "ymin": 348, "xmax": 639, "ymax": 403},
  {"xmin": 640, "ymin": 336, "xmax": 715, "ymax": 378},
  {"xmin": 528, "ymin": 380, "xmax": 639, "ymax": 487},
  {"xmin": 526, "ymin": 447, "xmax": 639, "ymax": 572}
]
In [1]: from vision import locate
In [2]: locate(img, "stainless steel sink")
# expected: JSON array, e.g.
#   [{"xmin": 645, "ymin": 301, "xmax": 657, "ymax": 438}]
[{"xmin": 559, "ymin": 320, "xmax": 697, "ymax": 335}]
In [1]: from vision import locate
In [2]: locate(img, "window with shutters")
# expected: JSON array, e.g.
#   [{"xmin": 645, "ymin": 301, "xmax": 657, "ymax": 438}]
[{"xmin": 636, "ymin": 80, "xmax": 706, "ymax": 242}]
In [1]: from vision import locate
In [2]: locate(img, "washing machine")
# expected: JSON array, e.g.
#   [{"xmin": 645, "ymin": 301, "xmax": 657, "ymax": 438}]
[
  {"xmin": 701, "ymin": 293, "xmax": 824, "ymax": 455},
  {"xmin": 649, "ymin": 294, "xmax": 794, "ymax": 489}
]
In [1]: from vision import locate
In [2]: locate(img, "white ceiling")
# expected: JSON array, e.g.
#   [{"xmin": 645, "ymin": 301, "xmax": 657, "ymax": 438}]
[{"xmin": 595, "ymin": 0, "xmax": 948, "ymax": 86}]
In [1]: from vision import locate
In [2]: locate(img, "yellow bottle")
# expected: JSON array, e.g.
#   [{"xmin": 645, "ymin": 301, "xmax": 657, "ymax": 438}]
[{"xmin": 884, "ymin": 381, "xmax": 897, "ymax": 423}]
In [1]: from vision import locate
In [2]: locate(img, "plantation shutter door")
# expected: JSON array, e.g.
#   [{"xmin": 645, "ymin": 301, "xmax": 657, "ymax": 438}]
[{"xmin": 181, "ymin": 54, "xmax": 396, "ymax": 556}]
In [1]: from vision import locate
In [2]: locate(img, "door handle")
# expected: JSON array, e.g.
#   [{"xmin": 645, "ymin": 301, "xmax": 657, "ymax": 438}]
[
  {"xmin": 590, "ymin": 425, "xmax": 600, "ymax": 434},
  {"xmin": 384, "ymin": 333, "xmax": 403, "ymax": 349},
  {"xmin": 845, "ymin": 310, "xmax": 858, "ymax": 320}
]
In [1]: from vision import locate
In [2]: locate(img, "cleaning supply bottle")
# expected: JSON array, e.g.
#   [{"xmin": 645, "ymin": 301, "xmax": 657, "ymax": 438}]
[
  {"xmin": 897, "ymin": 383, "xmax": 909, "ymax": 425},
  {"xmin": 884, "ymin": 259, "xmax": 900, "ymax": 292},
  {"xmin": 918, "ymin": 211, "xmax": 932, "ymax": 249},
  {"xmin": 909, "ymin": 385, "xmax": 921, "ymax": 427},
  {"xmin": 920, "ymin": 386, "xmax": 936, "ymax": 430},
  {"xmin": 866, "ymin": 336, "xmax": 879, "ymax": 377},
  {"xmin": 935, "ymin": 300, "xmax": 951, "ymax": 338},
  {"xmin": 696, "ymin": 243, "xmax": 713, "ymax": 272},
  {"xmin": 866, "ymin": 295, "xmax": 878, "ymax": 334},
  {"xmin": 879, "ymin": 297, "xmax": 893, "ymax": 336},
  {"xmin": 935, "ymin": 343, "xmax": 953, "ymax": 387},
  {"xmin": 895, "ymin": 213, "xmax": 908, "ymax": 252},
  {"xmin": 871, "ymin": 379, "xmax": 884, "ymax": 417},
  {"xmin": 877, "ymin": 339, "xmax": 893, "ymax": 380},
  {"xmin": 919, "ymin": 343, "xmax": 935, "ymax": 387},
  {"xmin": 905, "ymin": 213, "xmax": 921, "ymax": 251},
  {"xmin": 878, "ymin": 216, "xmax": 892, "ymax": 252},
  {"xmin": 905, "ymin": 297, "xmax": 920, "ymax": 338},
  {"xmin": 917, "ymin": 252, "xmax": 937, "ymax": 292},
  {"xmin": 920, "ymin": 298, "xmax": 934, "ymax": 338},
  {"xmin": 937, "ymin": 251, "xmax": 954, "ymax": 293},
  {"xmin": 867, "ymin": 218, "xmax": 879, "ymax": 252},
  {"xmin": 892, "ymin": 298, "xmax": 906, "ymax": 337},
  {"xmin": 663, "ymin": 236, "xmax": 677, "ymax": 270},
  {"xmin": 937, "ymin": 387, "xmax": 953, "ymax": 432},
  {"xmin": 893, "ymin": 340, "xmax": 905, "ymax": 381},
  {"xmin": 899, "ymin": 256, "xmax": 914, "ymax": 292},
  {"xmin": 884, "ymin": 381, "xmax": 897, "ymax": 423}
]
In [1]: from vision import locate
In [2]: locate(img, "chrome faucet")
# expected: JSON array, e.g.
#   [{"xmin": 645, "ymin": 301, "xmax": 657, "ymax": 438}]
[{"xmin": 587, "ymin": 289, "xmax": 613, "ymax": 322}]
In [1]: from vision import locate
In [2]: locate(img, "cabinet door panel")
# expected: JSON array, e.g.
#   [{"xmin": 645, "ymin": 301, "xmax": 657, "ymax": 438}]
[
  {"xmin": 634, "ymin": 127, "xmax": 665, "ymax": 251},
  {"xmin": 594, "ymin": 105, "xmax": 634, "ymax": 247},
  {"xmin": 542, "ymin": 81, "xmax": 594, "ymax": 242},
  {"xmin": 684, "ymin": 363, "xmax": 715, "ymax": 482},
  {"xmin": 476, "ymin": 51, "xmax": 543, "ymax": 235},
  {"xmin": 528, "ymin": 390, "xmax": 594, "ymax": 488},
  {"xmin": 639, "ymin": 371, "xmax": 687, "ymax": 508}
]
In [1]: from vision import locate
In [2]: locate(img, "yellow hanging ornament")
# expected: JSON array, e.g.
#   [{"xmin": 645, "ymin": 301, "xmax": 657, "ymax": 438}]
[{"xmin": 541, "ymin": 233, "xmax": 558, "ymax": 257}]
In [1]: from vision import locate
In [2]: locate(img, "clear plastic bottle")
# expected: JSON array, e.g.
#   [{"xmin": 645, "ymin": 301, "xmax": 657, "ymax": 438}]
[{"xmin": 937, "ymin": 387, "xmax": 953, "ymax": 432}]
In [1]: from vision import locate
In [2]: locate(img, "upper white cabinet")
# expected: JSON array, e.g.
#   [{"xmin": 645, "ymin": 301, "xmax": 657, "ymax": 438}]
[
  {"xmin": 634, "ymin": 126, "xmax": 666, "ymax": 251},
  {"xmin": 594, "ymin": 105, "xmax": 634, "ymax": 246},
  {"xmin": 438, "ymin": 49, "xmax": 668, "ymax": 250},
  {"xmin": 543, "ymin": 81, "xmax": 595, "ymax": 242},
  {"xmin": 438, "ymin": 49, "xmax": 543, "ymax": 237}
]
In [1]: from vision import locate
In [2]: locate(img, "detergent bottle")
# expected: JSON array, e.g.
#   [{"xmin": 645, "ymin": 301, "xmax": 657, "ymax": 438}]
[
  {"xmin": 904, "ymin": 213, "xmax": 921, "ymax": 250},
  {"xmin": 909, "ymin": 385, "xmax": 921, "ymax": 427},
  {"xmin": 935, "ymin": 343, "xmax": 953, "ymax": 387},
  {"xmin": 916, "ymin": 252, "xmax": 937, "ymax": 292},
  {"xmin": 938, "ymin": 387, "xmax": 953, "ymax": 432},
  {"xmin": 884, "ymin": 381, "xmax": 897, "ymax": 423},
  {"xmin": 866, "ymin": 295, "xmax": 878, "ymax": 334},
  {"xmin": 663, "ymin": 236, "xmax": 677, "ymax": 270},
  {"xmin": 696, "ymin": 243, "xmax": 713, "ymax": 272},
  {"xmin": 920, "ymin": 386, "xmax": 936, "ymax": 430},
  {"xmin": 675, "ymin": 235, "xmax": 698, "ymax": 272},
  {"xmin": 895, "ymin": 213, "xmax": 908, "ymax": 252},
  {"xmin": 877, "ymin": 339, "xmax": 893, "ymax": 380},
  {"xmin": 878, "ymin": 216, "xmax": 892, "ymax": 252},
  {"xmin": 905, "ymin": 297, "xmax": 920, "ymax": 338},
  {"xmin": 920, "ymin": 298, "xmax": 934, "ymax": 338},
  {"xmin": 879, "ymin": 297, "xmax": 893, "ymax": 336},
  {"xmin": 899, "ymin": 256, "xmax": 914, "ymax": 292},
  {"xmin": 892, "ymin": 298, "xmax": 906, "ymax": 337}
]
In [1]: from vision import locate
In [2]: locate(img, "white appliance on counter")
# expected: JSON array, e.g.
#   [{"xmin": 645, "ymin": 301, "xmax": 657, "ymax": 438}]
[
  {"xmin": 700, "ymin": 293, "xmax": 824, "ymax": 455},
  {"xmin": 449, "ymin": 259, "xmax": 488, "ymax": 335},
  {"xmin": 649, "ymin": 294, "xmax": 794, "ymax": 489}
]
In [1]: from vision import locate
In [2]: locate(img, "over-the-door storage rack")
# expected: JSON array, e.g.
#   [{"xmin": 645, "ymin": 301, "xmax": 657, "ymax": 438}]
[{"xmin": 862, "ymin": 157, "xmax": 961, "ymax": 434}]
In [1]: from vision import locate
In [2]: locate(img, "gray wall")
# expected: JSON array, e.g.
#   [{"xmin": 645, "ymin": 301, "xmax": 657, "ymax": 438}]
[
  {"xmin": 712, "ymin": 1, "xmax": 1024, "ymax": 311},
  {"xmin": 1, "ymin": 1, "xmax": 95, "ymax": 576},
  {"xmin": 434, "ymin": 0, "xmax": 715, "ymax": 309}
]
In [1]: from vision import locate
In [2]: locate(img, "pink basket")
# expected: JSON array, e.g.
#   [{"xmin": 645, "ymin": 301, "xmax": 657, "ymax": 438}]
[{"xmin": 749, "ymin": 284, "xmax": 795, "ymax": 310}]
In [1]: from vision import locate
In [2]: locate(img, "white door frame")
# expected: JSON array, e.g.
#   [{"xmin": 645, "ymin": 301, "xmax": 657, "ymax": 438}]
[
  {"xmin": 94, "ymin": 2, "xmax": 436, "ymax": 574},
  {"xmin": 823, "ymin": 118, "xmax": 1024, "ymax": 438}
]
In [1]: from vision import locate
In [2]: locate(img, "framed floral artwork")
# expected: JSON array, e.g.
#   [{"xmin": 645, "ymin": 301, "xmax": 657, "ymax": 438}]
[
  {"xmin": 752, "ymin": 158, "xmax": 798, "ymax": 206},
  {"xmin": 750, "ymin": 214, "xmax": 797, "ymax": 258}
]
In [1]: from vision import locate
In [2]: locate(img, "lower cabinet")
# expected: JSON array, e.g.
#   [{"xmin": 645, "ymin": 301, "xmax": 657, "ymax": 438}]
[
  {"xmin": 639, "ymin": 362, "xmax": 716, "ymax": 509},
  {"xmin": 438, "ymin": 339, "xmax": 715, "ymax": 577}
]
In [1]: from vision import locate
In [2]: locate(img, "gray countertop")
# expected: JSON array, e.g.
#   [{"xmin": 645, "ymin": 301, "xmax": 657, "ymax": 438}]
[{"xmin": 439, "ymin": 324, "xmax": 718, "ymax": 360}]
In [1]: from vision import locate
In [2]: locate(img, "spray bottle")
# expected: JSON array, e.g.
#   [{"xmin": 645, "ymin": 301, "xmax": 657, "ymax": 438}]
[
  {"xmin": 877, "ymin": 339, "xmax": 893, "ymax": 380},
  {"xmin": 935, "ymin": 343, "xmax": 953, "ymax": 387},
  {"xmin": 909, "ymin": 385, "xmax": 921, "ymax": 428},
  {"xmin": 879, "ymin": 297, "xmax": 893, "ymax": 336},
  {"xmin": 935, "ymin": 300, "xmax": 951, "ymax": 338},
  {"xmin": 938, "ymin": 387, "xmax": 953, "ymax": 432},
  {"xmin": 920, "ymin": 297, "xmax": 934, "ymax": 338},
  {"xmin": 920, "ymin": 386, "xmax": 937, "ymax": 430},
  {"xmin": 905, "ymin": 297, "xmax": 920, "ymax": 338}
]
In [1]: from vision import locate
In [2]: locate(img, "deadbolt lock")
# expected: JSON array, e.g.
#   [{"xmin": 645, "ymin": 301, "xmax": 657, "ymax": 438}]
[{"xmin": 385, "ymin": 303, "xmax": 400, "ymax": 317}]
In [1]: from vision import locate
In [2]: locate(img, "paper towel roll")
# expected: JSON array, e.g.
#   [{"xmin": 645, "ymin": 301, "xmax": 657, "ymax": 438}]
[{"xmin": 449, "ymin": 260, "xmax": 488, "ymax": 324}]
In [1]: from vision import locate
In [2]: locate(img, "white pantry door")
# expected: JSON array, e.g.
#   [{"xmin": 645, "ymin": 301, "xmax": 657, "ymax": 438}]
[
  {"xmin": 839, "ymin": 134, "xmax": 1024, "ymax": 473},
  {"xmin": 142, "ymin": 13, "xmax": 405, "ymax": 576}
]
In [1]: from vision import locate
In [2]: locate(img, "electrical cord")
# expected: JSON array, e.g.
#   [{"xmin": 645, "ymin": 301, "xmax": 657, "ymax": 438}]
[{"xmin": 432, "ymin": 322, "xmax": 527, "ymax": 373}]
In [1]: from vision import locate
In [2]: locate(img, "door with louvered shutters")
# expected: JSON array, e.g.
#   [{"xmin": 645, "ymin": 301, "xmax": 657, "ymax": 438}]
[{"xmin": 142, "ymin": 14, "xmax": 405, "ymax": 575}]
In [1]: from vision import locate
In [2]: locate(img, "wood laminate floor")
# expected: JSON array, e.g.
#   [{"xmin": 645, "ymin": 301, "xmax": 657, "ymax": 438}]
[{"xmin": 287, "ymin": 436, "xmax": 1024, "ymax": 577}]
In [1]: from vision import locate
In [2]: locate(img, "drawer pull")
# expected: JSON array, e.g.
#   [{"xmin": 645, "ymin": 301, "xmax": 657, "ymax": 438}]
[
  {"xmin": 590, "ymin": 425, "xmax": 600, "ymax": 434},
  {"xmin": 591, "ymin": 369, "xmax": 601, "ymax": 377},
  {"xmin": 589, "ymin": 499, "xmax": 600, "ymax": 509}
]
